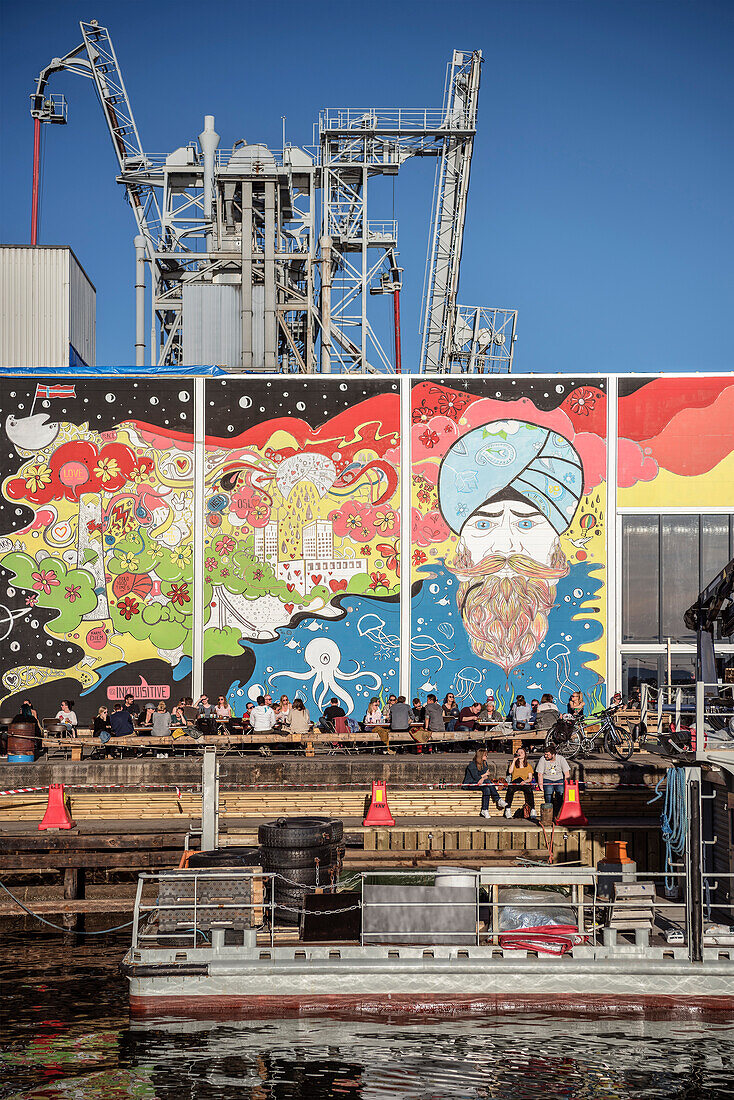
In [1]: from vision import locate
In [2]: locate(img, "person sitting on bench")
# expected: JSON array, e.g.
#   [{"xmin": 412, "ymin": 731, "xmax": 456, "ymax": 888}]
[
  {"xmin": 320, "ymin": 697, "xmax": 346, "ymax": 732},
  {"xmin": 462, "ymin": 747, "xmax": 507, "ymax": 819},
  {"xmin": 110, "ymin": 702, "xmax": 134, "ymax": 738}
]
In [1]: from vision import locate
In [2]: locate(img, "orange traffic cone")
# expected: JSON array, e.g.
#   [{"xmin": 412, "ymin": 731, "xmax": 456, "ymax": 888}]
[
  {"xmin": 38, "ymin": 784, "xmax": 76, "ymax": 831},
  {"xmin": 555, "ymin": 779, "xmax": 588, "ymax": 827},
  {"xmin": 363, "ymin": 780, "xmax": 395, "ymax": 826}
]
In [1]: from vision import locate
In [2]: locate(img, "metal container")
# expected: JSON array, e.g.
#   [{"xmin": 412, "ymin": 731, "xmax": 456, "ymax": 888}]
[
  {"xmin": 8, "ymin": 720, "xmax": 37, "ymax": 763},
  {"xmin": 0, "ymin": 246, "xmax": 95, "ymax": 368}
]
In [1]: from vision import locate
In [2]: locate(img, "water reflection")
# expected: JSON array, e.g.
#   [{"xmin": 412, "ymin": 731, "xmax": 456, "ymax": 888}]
[{"xmin": 2, "ymin": 934, "xmax": 734, "ymax": 1099}]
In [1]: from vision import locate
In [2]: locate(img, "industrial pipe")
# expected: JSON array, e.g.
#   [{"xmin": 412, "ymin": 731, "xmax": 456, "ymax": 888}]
[
  {"xmin": 199, "ymin": 115, "xmax": 220, "ymax": 250},
  {"xmin": 30, "ymin": 118, "xmax": 41, "ymax": 246},
  {"xmin": 320, "ymin": 235, "xmax": 333, "ymax": 374},
  {"xmin": 393, "ymin": 286, "xmax": 402, "ymax": 374},
  {"xmin": 134, "ymin": 235, "xmax": 146, "ymax": 367}
]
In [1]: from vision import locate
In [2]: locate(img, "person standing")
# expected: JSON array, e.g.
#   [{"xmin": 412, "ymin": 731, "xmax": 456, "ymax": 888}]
[
  {"xmin": 511, "ymin": 695, "xmax": 531, "ymax": 730},
  {"xmin": 462, "ymin": 747, "xmax": 508, "ymax": 818},
  {"xmin": 504, "ymin": 747, "xmax": 537, "ymax": 819},
  {"xmin": 536, "ymin": 747, "xmax": 571, "ymax": 817}
]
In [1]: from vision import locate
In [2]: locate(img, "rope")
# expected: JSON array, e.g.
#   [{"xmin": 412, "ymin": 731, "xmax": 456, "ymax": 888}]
[
  {"xmin": 649, "ymin": 766, "xmax": 687, "ymax": 894},
  {"xmin": 0, "ymin": 879, "xmax": 133, "ymax": 935}
]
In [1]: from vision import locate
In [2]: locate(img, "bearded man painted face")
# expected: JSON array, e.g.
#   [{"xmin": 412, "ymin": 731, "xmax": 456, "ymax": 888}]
[{"xmin": 438, "ymin": 421, "xmax": 583, "ymax": 675}]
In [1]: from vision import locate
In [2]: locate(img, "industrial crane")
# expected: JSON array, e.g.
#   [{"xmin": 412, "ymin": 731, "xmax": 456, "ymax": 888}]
[{"xmin": 30, "ymin": 21, "xmax": 516, "ymax": 373}]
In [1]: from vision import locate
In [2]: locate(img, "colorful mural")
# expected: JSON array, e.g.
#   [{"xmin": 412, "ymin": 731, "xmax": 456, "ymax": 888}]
[
  {"xmin": 0, "ymin": 378, "xmax": 194, "ymax": 715},
  {"xmin": 410, "ymin": 379, "xmax": 607, "ymax": 714},
  {"xmin": 201, "ymin": 379, "xmax": 401, "ymax": 716},
  {"xmin": 617, "ymin": 377, "xmax": 734, "ymax": 508}
]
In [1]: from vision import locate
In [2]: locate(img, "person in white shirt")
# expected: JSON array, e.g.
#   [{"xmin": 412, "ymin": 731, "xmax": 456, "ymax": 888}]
[
  {"xmin": 250, "ymin": 695, "xmax": 276, "ymax": 733},
  {"xmin": 511, "ymin": 695, "xmax": 532, "ymax": 730},
  {"xmin": 535, "ymin": 747, "xmax": 570, "ymax": 817},
  {"xmin": 56, "ymin": 700, "xmax": 78, "ymax": 735}
]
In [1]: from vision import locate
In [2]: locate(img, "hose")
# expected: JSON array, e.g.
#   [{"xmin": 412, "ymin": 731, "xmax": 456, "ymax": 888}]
[
  {"xmin": 650, "ymin": 766, "xmax": 687, "ymax": 894},
  {"xmin": 0, "ymin": 879, "xmax": 133, "ymax": 936}
]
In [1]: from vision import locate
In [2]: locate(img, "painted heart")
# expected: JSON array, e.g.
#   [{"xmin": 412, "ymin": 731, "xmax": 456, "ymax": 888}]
[
  {"xmin": 176, "ymin": 458, "xmax": 187, "ymax": 471},
  {"xmin": 294, "ymin": 570, "xmax": 301, "ymax": 576},
  {"xmin": 329, "ymin": 579, "xmax": 347, "ymax": 592},
  {"xmin": 311, "ymin": 574, "xmax": 322, "ymax": 585},
  {"xmin": 284, "ymin": 603, "xmax": 294, "ymax": 614},
  {"xmin": 287, "ymin": 583, "xmax": 295, "ymax": 593}
]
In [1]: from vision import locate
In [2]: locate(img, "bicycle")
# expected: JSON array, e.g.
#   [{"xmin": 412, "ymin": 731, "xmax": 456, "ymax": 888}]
[{"xmin": 545, "ymin": 696, "xmax": 634, "ymax": 761}]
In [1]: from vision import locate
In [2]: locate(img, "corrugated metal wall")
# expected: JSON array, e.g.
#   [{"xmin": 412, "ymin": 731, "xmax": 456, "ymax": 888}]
[
  {"xmin": 182, "ymin": 283, "xmax": 264, "ymax": 369},
  {"xmin": 69, "ymin": 251, "xmax": 95, "ymax": 367},
  {"xmin": 0, "ymin": 246, "xmax": 95, "ymax": 368}
]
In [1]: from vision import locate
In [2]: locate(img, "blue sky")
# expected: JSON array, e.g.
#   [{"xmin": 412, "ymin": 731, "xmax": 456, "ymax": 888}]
[{"xmin": 1, "ymin": 0, "xmax": 732, "ymax": 373}]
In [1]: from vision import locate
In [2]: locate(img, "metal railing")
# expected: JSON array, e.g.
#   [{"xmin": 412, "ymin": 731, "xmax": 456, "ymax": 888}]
[
  {"xmin": 320, "ymin": 108, "xmax": 470, "ymax": 133},
  {"xmin": 128, "ymin": 865, "xmax": 734, "ymax": 963}
]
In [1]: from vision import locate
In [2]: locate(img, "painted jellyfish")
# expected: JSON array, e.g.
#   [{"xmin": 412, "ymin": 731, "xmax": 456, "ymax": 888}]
[{"xmin": 271, "ymin": 637, "xmax": 381, "ymax": 715}]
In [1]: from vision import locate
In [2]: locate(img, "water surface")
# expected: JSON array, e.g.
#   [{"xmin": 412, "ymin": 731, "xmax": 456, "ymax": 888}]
[{"xmin": 2, "ymin": 932, "xmax": 734, "ymax": 1099}]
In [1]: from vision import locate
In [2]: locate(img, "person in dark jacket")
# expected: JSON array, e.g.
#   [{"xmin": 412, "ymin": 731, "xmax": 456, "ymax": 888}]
[
  {"xmin": 462, "ymin": 747, "xmax": 507, "ymax": 818},
  {"xmin": 110, "ymin": 703, "xmax": 134, "ymax": 738}
]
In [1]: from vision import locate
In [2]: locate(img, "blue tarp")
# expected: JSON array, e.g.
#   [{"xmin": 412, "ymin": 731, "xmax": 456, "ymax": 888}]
[{"xmin": 0, "ymin": 364, "xmax": 226, "ymax": 377}]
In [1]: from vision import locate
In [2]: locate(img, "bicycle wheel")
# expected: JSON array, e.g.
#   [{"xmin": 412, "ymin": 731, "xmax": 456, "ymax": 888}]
[
  {"xmin": 605, "ymin": 725, "xmax": 634, "ymax": 761},
  {"xmin": 563, "ymin": 729, "xmax": 582, "ymax": 759}
]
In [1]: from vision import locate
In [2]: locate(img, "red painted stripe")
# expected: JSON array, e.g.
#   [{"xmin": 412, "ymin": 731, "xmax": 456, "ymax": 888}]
[{"xmin": 130, "ymin": 992, "xmax": 734, "ymax": 1021}]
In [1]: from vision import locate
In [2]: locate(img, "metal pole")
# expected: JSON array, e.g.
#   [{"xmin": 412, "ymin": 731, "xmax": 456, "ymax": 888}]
[
  {"xmin": 191, "ymin": 378, "xmax": 205, "ymax": 701},
  {"xmin": 241, "ymin": 181, "xmax": 253, "ymax": 370},
  {"xmin": 687, "ymin": 772, "xmax": 703, "ymax": 963},
  {"xmin": 264, "ymin": 182, "xmax": 277, "ymax": 371},
  {"xmin": 201, "ymin": 747, "xmax": 219, "ymax": 852},
  {"xmin": 134, "ymin": 235, "xmax": 146, "ymax": 366},
  {"xmin": 393, "ymin": 287, "xmax": 402, "ymax": 374},
  {"xmin": 320, "ymin": 235, "xmax": 333, "ymax": 374},
  {"xmin": 31, "ymin": 118, "xmax": 41, "ymax": 246}
]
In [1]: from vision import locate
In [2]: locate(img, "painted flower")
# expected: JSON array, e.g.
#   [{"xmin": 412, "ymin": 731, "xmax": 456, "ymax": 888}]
[
  {"xmin": 328, "ymin": 501, "xmax": 376, "ymax": 543},
  {"xmin": 127, "ymin": 465, "xmax": 150, "ymax": 485},
  {"xmin": 94, "ymin": 456, "xmax": 121, "ymax": 482},
  {"xmin": 412, "ymin": 549, "xmax": 427, "ymax": 566},
  {"xmin": 171, "ymin": 545, "xmax": 192, "ymax": 568},
  {"xmin": 374, "ymin": 510, "xmax": 396, "ymax": 533},
  {"xmin": 64, "ymin": 584, "xmax": 82, "ymax": 603},
  {"xmin": 435, "ymin": 389, "xmax": 470, "ymax": 420},
  {"xmin": 24, "ymin": 463, "xmax": 52, "ymax": 493},
  {"xmin": 252, "ymin": 568, "xmax": 264, "ymax": 582},
  {"xmin": 360, "ymin": 546, "xmax": 371, "ymax": 557},
  {"xmin": 251, "ymin": 505, "xmax": 269, "ymax": 520},
  {"xmin": 569, "ymin": 388, "xmax": 597, "ymax": 416},
  {"xmin": 416, "ymin": 487, "xmax": 432, "ymax": 504},
  {"xmin": 25, "ymin": 594, "xmax": 38, "ymax": 606},
  {"xmin": 376, "ymin": 540, "xmax": 399, "ymax": 574},
  {"xmin": 419, "ymin": 429, "xmax": 440, "ymax": 449},
  {"xmin": 118, "ymin": 552, "xmax": 139, "ymax": 574},
  {"xmin": 368, "ymin": 571, "xmax": 389, "ymax": 591},
  {"xmin": 117, "ymin": 595, "xmax": 140, "ymax": 620},
  {"xmin": 220, "ymin": 568, "xmax": 229, "ymax": 578},
  {"xmin": 167, "ymin": 582, "xmax": 191, "ymax": 606},
  {"xmin": 31, "ymin": 569, "xmax": 59, "ymax": 594},
  {"xmin": 412, "ymin": 400, "xmax": 435, "ymax": 424},
  {"xmin": 205, "ymin": 557, "xmax": 217, "ymax": 571},
  {"xmin": 215, "ymin": 536, "xmax": 235, "ymax": 555}
]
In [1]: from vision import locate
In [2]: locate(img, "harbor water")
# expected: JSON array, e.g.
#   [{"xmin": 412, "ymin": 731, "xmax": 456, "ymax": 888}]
[{"xmin": 2, "ymin": 932, "xmax": 734, "ymax": 1099}]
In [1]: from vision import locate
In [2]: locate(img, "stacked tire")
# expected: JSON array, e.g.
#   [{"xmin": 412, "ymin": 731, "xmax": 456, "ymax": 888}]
[{"xmin": 258, "ymin": 817, "xmax": 344, "ymax": 925}]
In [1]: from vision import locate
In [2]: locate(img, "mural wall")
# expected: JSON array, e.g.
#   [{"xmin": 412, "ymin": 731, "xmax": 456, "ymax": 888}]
[
  {"xmin": 410, "ymin": 379, "xmax": 607, "ymax": 715},
  {"xmin": 617, "ymin": 377, "xmax": 734, "ymax": 507},
  {"xmin": 200, "ymin": 379, "xmax": 401, "ymax": 718},
  {"xmin": 0, "ymin": 378, "xmax": 194, "ymax": 717}
]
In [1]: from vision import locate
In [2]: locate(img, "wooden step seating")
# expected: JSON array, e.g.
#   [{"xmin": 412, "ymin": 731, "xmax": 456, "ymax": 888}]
[
  {"xmin": 608, "ymin": 881, "xmax": 656, "ymax": 930},
  {"xmin": 0, "ymin": 787, "xmax": 659, "ymax": 823}
]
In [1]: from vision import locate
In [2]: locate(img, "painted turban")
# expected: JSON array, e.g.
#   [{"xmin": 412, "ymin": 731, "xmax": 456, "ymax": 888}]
[{"xmin": 438, "ymin": 420, "xmax": 584, "ymax": 535}]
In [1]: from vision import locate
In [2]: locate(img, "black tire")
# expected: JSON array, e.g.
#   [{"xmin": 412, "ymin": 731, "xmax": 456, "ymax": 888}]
[
  {"xmin": 605, "ymin": 725, "xmax": 634, "ymax": 761},
  {"xmin": 258, "ymin": 817, "xmax": 343, "ymax": 849},
  {"xmin": 270, "ymin": 863, "xmax": 340, "ymax": 888},
  {"xmin": 188, "ymin": 847, "xmax": 261, "ymax": 868},
  {"xmin": 545, "ymin": 726, "xmax": 581, "ymax": 760},
  {"xmin": 259, "ymin": 844, "xmax": 342, "ymax": 868}
]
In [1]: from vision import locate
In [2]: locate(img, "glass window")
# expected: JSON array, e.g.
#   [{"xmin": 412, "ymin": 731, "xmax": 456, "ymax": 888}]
[
  {"xmin": 661, "ymin": 516, "xmax": 698, "ymax": 641},
  {"xmin": 622, "ymin": 517, "xmax": 659, "ymax": 642},
  {"xmin": 621, "ymin": 654, "xmax": 660, "ymax": 697}
]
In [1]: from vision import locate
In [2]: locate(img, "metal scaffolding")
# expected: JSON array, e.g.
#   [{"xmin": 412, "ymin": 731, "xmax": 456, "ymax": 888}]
[{"xmin": 30, "ymin": 23, "xmax": 516, "ymax": 373}]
